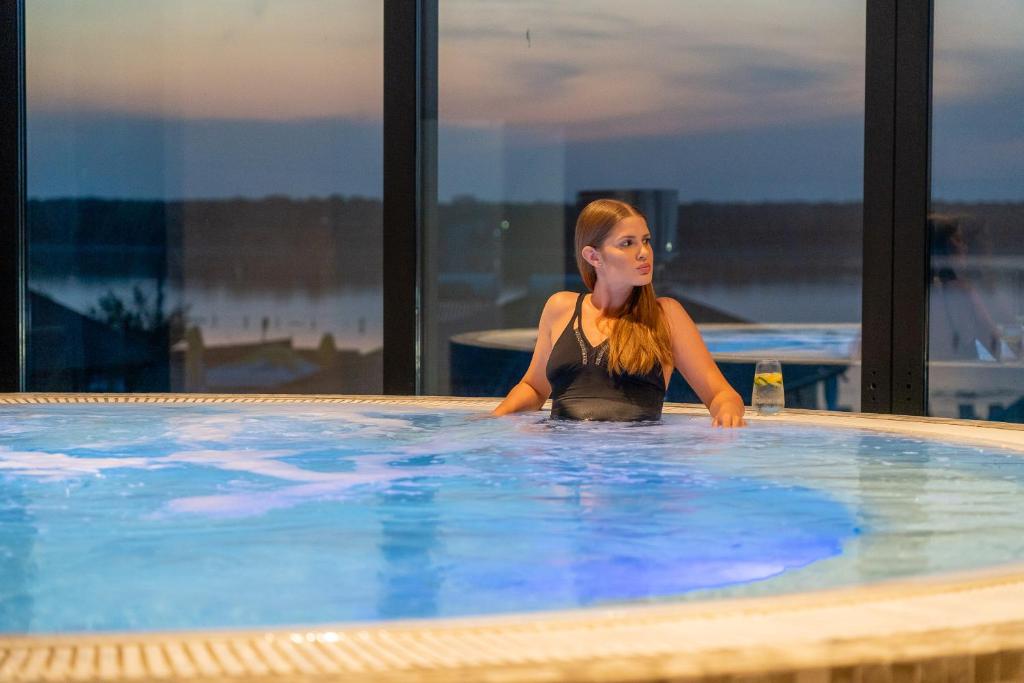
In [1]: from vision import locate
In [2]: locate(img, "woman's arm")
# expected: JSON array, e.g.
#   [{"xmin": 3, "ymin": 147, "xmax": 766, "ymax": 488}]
[
  {"xmin": 659, "ymin": 297, "xmax": 746, "ymax": 427},
  {"xmin": 491, "ymin": 293, "xmax": 567, "ymax": 416}
]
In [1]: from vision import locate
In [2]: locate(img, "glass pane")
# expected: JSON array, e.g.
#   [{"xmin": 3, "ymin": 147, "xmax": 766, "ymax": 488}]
[
  {"xmin": 436, "ymin": 1, "xmax": 864, "ymax": 411},
  {"xmin": 25, "ymin": 1, "xmax": 382, "ymax": 393},
  {"xmin": 928, "ymin": 1, "xmax": 1024, "ymax": 423}
]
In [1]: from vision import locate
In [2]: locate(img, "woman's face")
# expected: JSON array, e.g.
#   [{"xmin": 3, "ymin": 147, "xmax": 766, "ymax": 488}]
[
  {"xmin": 592, "ymin": 215, "xmax": 654, "ymax": 287},
  {"xmin": 950, "ymin": 227, "xmax": 967, "ymax": 255}
]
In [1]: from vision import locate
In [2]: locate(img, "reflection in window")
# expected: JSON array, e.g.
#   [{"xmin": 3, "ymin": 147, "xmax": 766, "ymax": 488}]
[
  {"xmin": 437, "ymin": 1, "xmax": 865, "ymax": 410},
  {"xmin": 929, "ymin": 1, "xmax": 1024, "ymax": 422},
  {"xmin": 25, "ymin": 1, "xmax": 383, "ymax": 393}
]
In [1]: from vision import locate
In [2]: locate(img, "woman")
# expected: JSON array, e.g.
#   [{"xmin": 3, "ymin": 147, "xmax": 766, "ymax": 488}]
[
  {"xmin": 492, "ymin": 198, "xmax": 746, "ymax": 427},
  {"xmin": 928, "ymin": 213, "xmax": 1003, "ymax": 361}
]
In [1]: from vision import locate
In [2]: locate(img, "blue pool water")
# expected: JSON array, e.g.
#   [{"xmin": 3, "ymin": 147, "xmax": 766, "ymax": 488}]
[{"xmin": 2, "ymin": 402, "xmax": 1024, "ymax": 634}]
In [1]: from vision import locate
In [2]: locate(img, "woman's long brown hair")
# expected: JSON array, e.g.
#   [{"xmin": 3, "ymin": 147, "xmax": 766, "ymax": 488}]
[{"xmin": 575, "ymin": 199, "xmax": 673, "ymax": 376}]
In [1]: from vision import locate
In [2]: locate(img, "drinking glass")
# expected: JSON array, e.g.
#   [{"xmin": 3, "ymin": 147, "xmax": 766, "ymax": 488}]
[
  {"xmin": 1000, "ymin": 320, "xmax": 1023, "ymax": 360},
  {"xmin": 752, "ymin": 360, "xmax": 784, "ymax": 415}
]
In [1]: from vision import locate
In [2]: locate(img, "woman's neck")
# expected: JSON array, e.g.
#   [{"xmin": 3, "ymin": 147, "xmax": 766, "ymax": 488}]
[{"xmin": 589, "ymin": 281, "xmax": 634, "ymax": 314}]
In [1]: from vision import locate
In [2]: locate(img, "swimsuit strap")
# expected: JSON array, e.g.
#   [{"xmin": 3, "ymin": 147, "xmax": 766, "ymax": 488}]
[{"xmin": 570, "ymin": 292, "xmax": 586, "ymax": 331}]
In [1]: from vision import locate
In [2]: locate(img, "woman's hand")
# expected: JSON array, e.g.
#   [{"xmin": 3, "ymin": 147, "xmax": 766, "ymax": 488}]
[
  {"xmin": 710, "ymin": 394, "xmax": 746, "ymax": 428},
  {"xmin": 712, "ymin": 401, "xmax": 745, "ymax": 428}
]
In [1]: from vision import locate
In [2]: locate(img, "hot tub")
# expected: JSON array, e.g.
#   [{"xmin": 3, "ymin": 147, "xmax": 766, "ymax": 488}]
[{"xmin": 1, "ymin": 394, "xmax": 1023, "ymax": 682}]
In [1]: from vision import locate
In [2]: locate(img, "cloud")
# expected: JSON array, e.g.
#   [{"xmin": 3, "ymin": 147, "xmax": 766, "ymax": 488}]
[
  {"xmin": 506, "ymin": 61, "xmax": 586, "ymax": 100},
  {"xmin": 23, "ymin": 0, "xmax": 1021, "ymax": 202},
  {"xmin": 26, "ymin": 113, "xmax": 383, "ymax": 200},
  {"xmin": 442, "ymin": 0, "xmax": 643, "ymax": 45},
  {"xmin": 715, "ymin": 63, "xmax": 832, "ymax": 92},
  {"xmin": 934, "ymin": 47, "xmax": 1024, "ymax": 103}
]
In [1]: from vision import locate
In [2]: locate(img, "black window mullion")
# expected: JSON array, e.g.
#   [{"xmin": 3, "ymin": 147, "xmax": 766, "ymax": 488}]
[
  {"xmin": 419, "ymin": 0, "xmax": 438, "ymax": 396},
  {"xmin": 862, "ymin": 0, "xmax": 933, "ymax": 415},
  {"xmin": 890, "ymin": 0, "xmax": 933, "ymax": 415},
  {"xmin": 862, "ymin": 0, "xmax": 897, "ymax": 414},
  {"xmin": 383, "ymin": 0, "xmax": 437, "ymax": 395},
  {"xmin": 0, "ymin": 0, "xmax": 25, "ymax": 392}
]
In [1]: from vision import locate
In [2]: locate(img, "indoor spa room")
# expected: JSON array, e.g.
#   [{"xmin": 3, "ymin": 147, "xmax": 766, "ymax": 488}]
[{"xmin": 2, "ymin": 1, "xmax": 1024, "ymax": 682}]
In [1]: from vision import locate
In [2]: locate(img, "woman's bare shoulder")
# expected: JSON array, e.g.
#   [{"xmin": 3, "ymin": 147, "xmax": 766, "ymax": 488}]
[
  {"xmin": 538, "ymin": 291, "xmax": 579, "ymax": 326},
  {"xmin": 546, "ymin": 290, "xmax": 580, "ymax": 309},
  {"xmin": 657, "ymin": 296, "xmax": 686, "ymax": 315},
  {"xmin": 656, "ymin": 296, "xmax": 697, "ymax": 331}
]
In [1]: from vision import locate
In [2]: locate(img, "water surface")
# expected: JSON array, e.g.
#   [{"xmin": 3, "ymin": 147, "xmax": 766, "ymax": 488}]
[{"xmin": 2, "ymin": 402, "xmax": 1023, "ymax": 633}]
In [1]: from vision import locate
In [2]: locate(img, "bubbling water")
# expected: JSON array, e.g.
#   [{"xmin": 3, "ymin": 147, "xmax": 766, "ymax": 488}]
[{"xmin": 1, "ymin": 402, "xmax": 1023, "ymax": 633}]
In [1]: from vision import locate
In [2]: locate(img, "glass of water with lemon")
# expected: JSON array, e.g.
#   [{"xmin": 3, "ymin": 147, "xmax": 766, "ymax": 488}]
[{"xmin": 752, "ymin": 360, "xmax": 784, "ymax": 415}]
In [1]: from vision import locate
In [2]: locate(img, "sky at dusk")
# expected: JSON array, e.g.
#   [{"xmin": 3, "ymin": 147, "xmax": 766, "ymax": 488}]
[{"xmin": 24, "ymin": 0, "xmax": 1024, "ymax": 202}]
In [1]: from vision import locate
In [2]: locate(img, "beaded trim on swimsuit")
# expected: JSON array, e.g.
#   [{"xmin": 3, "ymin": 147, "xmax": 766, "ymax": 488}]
[
  {"xmin": 573, "ymin": 295, "xmax": 610, "ymax": 367},
  {"xmin": 573, "ymin": 325, "xmax": 589, "ymax": 365}
]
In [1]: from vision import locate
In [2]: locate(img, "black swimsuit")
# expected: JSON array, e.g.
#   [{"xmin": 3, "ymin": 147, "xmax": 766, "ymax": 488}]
[{"xmin": 545, "ymin": 293, "xmax": 666, "ymax": 421}]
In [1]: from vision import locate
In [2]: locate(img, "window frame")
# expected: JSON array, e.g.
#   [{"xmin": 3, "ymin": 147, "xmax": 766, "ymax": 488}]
[{"xmin": 1, "ymin": 0, "xmax": 939, "ymax": 416}]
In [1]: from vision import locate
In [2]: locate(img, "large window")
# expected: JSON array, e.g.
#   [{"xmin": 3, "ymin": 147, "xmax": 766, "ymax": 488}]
[
  {"xmin": 928, "ymin": 1, "xmax": 1024, "ymax": 422},
  {"xmin": 25, "ymin": 1, "xmax": 383, "ymax": 393},
  {"xmin": 435, "ymin": 1, "xmax": 865, "ymax": 410}
]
